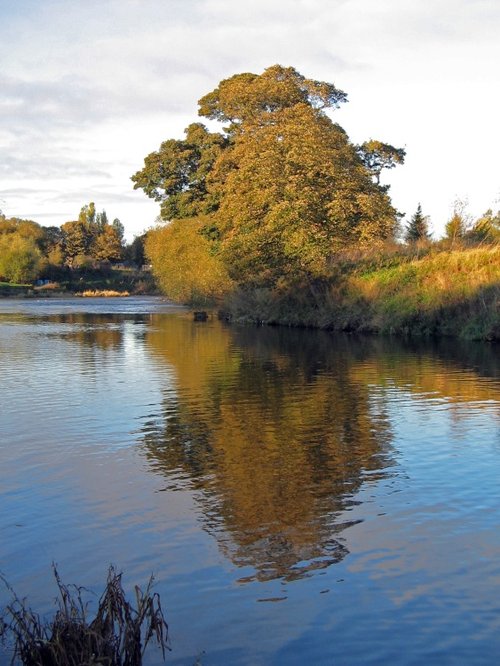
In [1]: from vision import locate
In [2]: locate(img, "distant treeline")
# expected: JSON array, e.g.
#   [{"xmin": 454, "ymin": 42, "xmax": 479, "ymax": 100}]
[{"xmin": 0, "ymin": 202, "xmax": 146, "ymax": 284}]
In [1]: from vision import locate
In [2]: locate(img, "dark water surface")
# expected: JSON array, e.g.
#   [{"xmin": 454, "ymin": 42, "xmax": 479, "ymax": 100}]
[{"xmin": 1, "ymin": 297, "xmax": 499, "ymax": 665}]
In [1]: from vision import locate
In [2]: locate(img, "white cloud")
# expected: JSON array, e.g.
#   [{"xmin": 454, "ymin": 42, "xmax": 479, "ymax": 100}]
[{"xmin": 0, "ymin": 0, "xmax": 499, "ymax": 238}]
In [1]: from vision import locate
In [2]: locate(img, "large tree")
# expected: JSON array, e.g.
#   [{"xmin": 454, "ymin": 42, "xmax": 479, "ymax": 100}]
[
  {"xmin": 92, "ymin": 225, "xmax": 124, "ymax": 262},
  {"xmin": 132, "ymin": 65, "xmax": 404, "ymax": 291},
  {"xmin": 131, "ymin": 123, "xmax": 227, "ymax": 220}
]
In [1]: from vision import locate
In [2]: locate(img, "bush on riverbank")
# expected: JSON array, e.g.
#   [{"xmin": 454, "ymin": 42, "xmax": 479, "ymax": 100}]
[{"xmin": 222, "ymin": 245, "xmax": 500, "ymax": 341}]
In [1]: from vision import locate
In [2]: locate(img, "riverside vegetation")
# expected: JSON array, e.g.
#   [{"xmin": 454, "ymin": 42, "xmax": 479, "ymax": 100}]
[
  {"xmin": 2, "ymin": 65, "xmax": 498, "ymax": 336},
  {"xmin": 223, "ymin": 244, "xmax": 499, "ymax": 341},
  {"xmin": 132, "ymin": 65, "xmax": 499, "ymax": 341},
  {"xmin": 0, "ymin": 203, "xmax": 155, "ymax": 297},
  {"xmin": 0, "ymin": 566, "xmax": 169, "ymax": 665}
]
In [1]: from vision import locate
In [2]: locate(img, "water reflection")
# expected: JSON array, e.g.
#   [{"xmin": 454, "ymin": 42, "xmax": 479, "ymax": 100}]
[
  {"xmin": 141, "ymin": 319, "xmax": 397, "ymax": 581},
  {"xmin": 2, "ymin": 300, "xmax": 499, "ymax": 664}
]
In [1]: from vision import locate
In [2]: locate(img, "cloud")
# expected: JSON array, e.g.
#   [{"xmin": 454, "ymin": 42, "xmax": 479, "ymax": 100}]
[
  {"xmin": 0, "ymin": 153, "xmax": 112, "ymax": 180},
  {"xmin": 0, "ymin": 0, "xmax": 499, "ymax": 236}
]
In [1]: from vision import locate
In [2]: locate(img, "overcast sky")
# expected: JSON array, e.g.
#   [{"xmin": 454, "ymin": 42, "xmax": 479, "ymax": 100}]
[{"xmin": 1, "ymin": 0, "xmax": 499, "ymax": 240}]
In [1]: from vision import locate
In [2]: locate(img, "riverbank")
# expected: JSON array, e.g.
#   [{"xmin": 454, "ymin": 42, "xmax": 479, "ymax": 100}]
[
  {"xmin": 0, "ymin": 268, "xmax": 158, "ymax": 299},
  {"xmin": 221, "ymin": 245, "xmax": 500, "ymax": 341}
]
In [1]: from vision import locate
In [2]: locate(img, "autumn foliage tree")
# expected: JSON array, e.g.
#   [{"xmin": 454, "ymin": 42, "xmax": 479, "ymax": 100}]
[
  {"xmin": 467, "ymin": 209, "xmax": 500, "ymax": 244},
  {"xmin": 0, "ymin": 204, "xmax": 126, "ymax": 284},
  {"xmin": 0, "ymin": 234, "xmax": 41, "ymax": 283},
  {"xmin": 62, "ymin": 203, "xmax": 124, "ymax": 266},
  {"xmin": 132, "ymin": 65, "xmax": 405, "ymax": 299},
  {"xmin": 0, "ymin": 215, "xmax": 43, "ymax": 282},
  {"xmin": 145, "ymin": 217, "xmax": 232, "ymax": 305}
]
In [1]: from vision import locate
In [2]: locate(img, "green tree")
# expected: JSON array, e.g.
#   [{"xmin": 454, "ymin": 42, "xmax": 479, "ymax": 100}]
[
  {"xmin": 112, "ymin": 218, "xmax": 125, "ymax": 244},
  {"xmin": 124, "ymin": 233, "xmax": 147, "ymax": 267},
  {"xmin": 357, "ymin": 140, "xmax": 406, "ymax": 186},
  {"xmin": 61, "ymin": 219, "xmax": 91, "ymax": 265},
  {"xmin": 96, "ymin": 209, "xmax": 108, "ymax": 232},
  {"xmin": 40, "ymin": 226, "xmax": 65, "ymax": 255},
  {"xmin": 132, "ymin": 123, "xmax": 227, "ymax": 220},
  {"xmin": 405, "ymin": 204, "xmax": 431, "ymax": 242}
]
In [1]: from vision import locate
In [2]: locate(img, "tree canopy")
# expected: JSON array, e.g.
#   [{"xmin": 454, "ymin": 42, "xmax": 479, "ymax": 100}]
[
  {"xmin": 0, "ymin": 233, "xmax": 41, "ymax": 283},
  {"xmin": 62, "ymin": 203, "xmax": 124, "ymax": 266},
  {"xmin": 133, "ymin": 65, "xmax": 405, "ymax": 297}
]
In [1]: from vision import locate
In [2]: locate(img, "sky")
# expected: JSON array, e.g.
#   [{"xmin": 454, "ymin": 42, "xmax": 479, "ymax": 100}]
[{"xmin": 1, "ymin": 0, "xmax": 499, "ymax": 241}]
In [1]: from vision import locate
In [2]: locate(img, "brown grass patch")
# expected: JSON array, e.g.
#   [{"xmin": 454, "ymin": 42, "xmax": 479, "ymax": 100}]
[{"xmin": 77, "ymin": 290, "xmax": 130, "ymax": 297}]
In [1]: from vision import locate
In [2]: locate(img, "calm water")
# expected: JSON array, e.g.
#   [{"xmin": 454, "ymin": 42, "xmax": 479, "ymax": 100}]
[{"xmin": 1, "ymin": 297, "xmax": 499, "ymax": 665}]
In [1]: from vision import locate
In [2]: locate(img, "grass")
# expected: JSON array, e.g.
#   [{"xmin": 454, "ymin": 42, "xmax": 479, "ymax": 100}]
[
  {"xmin": 0, "ymin": 281, "xmax": 32, "ymax": 297},
  {"xmin": 0, "ymin": 566, "xmax": 169, "ymax": 665},
  {"xmin": 222, "ymin": 244, "xmax": 500, "ymax": 341},
  {"xmin": 77, "ymin": 289, "xmax": 131, "ymax": 297}
]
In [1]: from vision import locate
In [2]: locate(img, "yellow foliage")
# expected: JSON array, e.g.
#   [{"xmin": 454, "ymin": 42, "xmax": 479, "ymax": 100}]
[{"xmin": 145, "ymin": 217, "xmax": 233, "ymax": 305}]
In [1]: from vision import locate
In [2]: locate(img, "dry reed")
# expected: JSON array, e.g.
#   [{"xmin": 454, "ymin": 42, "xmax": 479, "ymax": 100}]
[
  {"xmin": 0, "ymin": 565, "xmax": 169, "ymax": 665},
  {"xmin": 77, "ymin": 290, "xmax": 130, "ymax": 297}
]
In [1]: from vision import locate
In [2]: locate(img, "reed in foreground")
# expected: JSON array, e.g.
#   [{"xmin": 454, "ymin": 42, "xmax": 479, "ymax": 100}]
[{"xmin": 0, "ymin": 565, "xmax": 169, "ymax": 665}]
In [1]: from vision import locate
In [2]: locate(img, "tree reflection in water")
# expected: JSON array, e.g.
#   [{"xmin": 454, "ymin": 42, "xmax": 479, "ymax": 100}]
[{"xmin": 140, "ymin": 318, "xmax": 396, "ymax": 582}]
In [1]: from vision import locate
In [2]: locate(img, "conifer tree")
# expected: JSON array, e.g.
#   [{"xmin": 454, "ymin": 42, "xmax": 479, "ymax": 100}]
[{"xmin": 405, "ymin": 204, "xmax": 430, "ymax": 242}]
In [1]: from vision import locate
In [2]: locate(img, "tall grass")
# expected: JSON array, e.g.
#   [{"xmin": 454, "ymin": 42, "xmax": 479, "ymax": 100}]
[
  {"xmin": 0, "ymin": 566, "xmax": 169, "ymax": 665},
  {"xmin": 222, "ymin": 245, "xmax": 500, "ymax": 341}
]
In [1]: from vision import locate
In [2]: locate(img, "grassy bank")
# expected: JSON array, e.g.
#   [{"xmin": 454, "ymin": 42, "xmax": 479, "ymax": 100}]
[
  {"xmin": 223, "ymin": 245, "xmax": 500, "ymax": 341},
  {"xmin": 0, "ymin": 268, "xmax": 158, "ymax": 298},
  {"xmin": 0, "ymin": 281, "xmax": 32, "ymax": 297}
]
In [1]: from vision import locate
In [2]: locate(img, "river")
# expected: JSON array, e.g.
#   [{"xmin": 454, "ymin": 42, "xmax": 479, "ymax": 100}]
[{"xmin": 1, "ymin": 297, "xmax": 499, "ymax": 665}]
